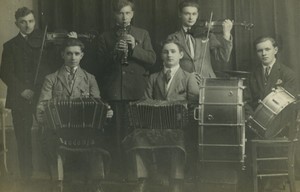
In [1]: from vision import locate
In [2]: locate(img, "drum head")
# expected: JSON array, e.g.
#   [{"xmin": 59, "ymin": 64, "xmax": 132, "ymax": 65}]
[{"xmin": 264, "ymin": 105, "xmax": 294, "ymax": 138}]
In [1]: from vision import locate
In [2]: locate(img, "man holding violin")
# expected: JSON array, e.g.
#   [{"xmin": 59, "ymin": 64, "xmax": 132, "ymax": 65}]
[
  {"xmin": 167, "ymin": 0, "xmax": 233, "ymax": 78},
  {"xmin": 0, "ymin": 7, "xmax": 52, "ymax": 185}
]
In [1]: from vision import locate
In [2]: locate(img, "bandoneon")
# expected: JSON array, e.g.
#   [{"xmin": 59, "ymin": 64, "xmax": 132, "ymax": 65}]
[
  {"xmin": 128, "ymin": 99, "xmax": 189, "ymax": 130},
  {"xmin": 43, "ymin": 98, "xmax": 108, "ymax": 148},
  {"xmin": 123, "ymin": 99, "xmax": 189, "ymax": 152}
]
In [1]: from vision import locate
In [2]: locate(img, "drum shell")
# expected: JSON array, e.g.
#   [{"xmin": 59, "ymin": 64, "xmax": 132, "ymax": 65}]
[
  {"xmin": 197, "ymin": 78, "xmax": 245, "ymax": 164},
  {"xmin": 198, "ymin": 78, "xmax": 244, "ymax": 125},
  {"xmin": 248, "ymin": 87, "xmax": 296, "ymax": 138}
]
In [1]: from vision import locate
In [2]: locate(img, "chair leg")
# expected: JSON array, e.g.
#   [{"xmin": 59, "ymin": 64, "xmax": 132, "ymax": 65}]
[
  {"xmin": 251, "ymin": 142, "xmax": 258, "ymax": 192},
  {"xmin": 57, "ymin": 154, "xmax": 63, "ymax": 192}
]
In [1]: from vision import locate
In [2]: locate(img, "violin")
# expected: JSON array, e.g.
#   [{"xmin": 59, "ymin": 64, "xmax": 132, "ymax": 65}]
[
  {"xmin": 27, "ymin": 29, "xmax": 98, "ymax": 48},
  {"xmin": 190, "ymin": 19, "xmax": 254, "ymax": 37}
]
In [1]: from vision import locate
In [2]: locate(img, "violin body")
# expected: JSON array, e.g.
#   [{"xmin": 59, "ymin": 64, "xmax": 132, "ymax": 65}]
[{"xmin": 190, "ymin": 19, "xmax": 254, "ymax": 37}]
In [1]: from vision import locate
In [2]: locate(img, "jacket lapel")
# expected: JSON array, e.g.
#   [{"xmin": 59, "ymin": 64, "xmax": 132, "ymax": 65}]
[
  {"xmin": 166, "ymin": 68, "xmax": 182, "ymax": 98},
  {"xmin": 176, "ymin": 30, "xmax": 193, "ymax": 59},
  {"xmin": 57, "ymin": 67, "xmax": 72, "ymax": 94},
  {"xmin": 72, "ymin": 68, "xmax": 85, "ymax": 95},
  {"xmin": 266, "ymin": 61, "xmax": 280, "ymax": 89},
  {"xmin": 156, "ymin": 71, "xmax": 167, "ymax": 98}
]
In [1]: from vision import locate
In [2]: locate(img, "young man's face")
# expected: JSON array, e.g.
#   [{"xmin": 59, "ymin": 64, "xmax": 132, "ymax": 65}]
[
  {"xmin": 15, "ymin": 13, "xmax": 35, "ymax": 35},
  {"xmin": 62, "ymin": 46, "xmax": 84, "ymax": 68},
  {"xmin": 115, "ymin": 5, "xmax": 134, "ymax": 26},
  {"xmin": 161, "ymin": 43, "xmax": 183, "ymax": 68},
  {"xmin": 180, "ymin": 6, "xmax": 199, "ymax": 28},
  {"xmin": 256, "ymin": 40, "xmax": 278, "ymax": 66}
]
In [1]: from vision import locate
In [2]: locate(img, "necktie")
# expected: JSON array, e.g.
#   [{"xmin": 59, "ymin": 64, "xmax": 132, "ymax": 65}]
[
  {"xmin": 264, "ymin": 66, "xmax": 270, "ymax": 81},
  {"xmin": 185, "ymin": 30, "xmax": 195, "ymax": 59},
  {"xmin": 165, "ymin": 69, "xmax": 172, "ymax": 83},
  {"xmin": 68, "ymin": 68, "xmax": 76, "ymax": 88}
]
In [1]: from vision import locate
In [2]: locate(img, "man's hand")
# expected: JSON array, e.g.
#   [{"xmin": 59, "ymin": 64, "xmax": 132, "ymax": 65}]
[
  {"xmin": 106, "ymin": 105, "xmax": 113, "ymax": 119},
  {"xmin": 67, "ymin": 31, "xmax": 78, "ymax": 39},
  {"xmin": 21, "ymin": 89, "xmax": 34, "ymax": 100},
  {"xmin": 115, "ymin": 39, "xmax": 128, "ymax": 52},
  {"xmin": 124, "ymin": 34, "xmax": 135, "ymax": 49},
  {"xmin": 222, "ymin": 19, "xmax": 233, "ymax": 41}
]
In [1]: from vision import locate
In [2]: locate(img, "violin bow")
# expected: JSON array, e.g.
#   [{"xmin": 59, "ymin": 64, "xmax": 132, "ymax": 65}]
[
  {"xmin": 198, "ymin": 12, "xmax": 213, "ymax": 76},
  {"xmin": 34, "ymin": 25, "xmax": 48, "ymax": 85}
]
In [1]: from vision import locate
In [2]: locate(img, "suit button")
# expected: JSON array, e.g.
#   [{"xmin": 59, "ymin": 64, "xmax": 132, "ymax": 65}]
[{"xmin": 122, "ymin": 71, "xmax": 126, "ymax": 75}]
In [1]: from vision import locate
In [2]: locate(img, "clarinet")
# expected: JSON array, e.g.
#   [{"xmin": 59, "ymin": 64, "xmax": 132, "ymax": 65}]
[{"xmin": 117, "ymin": 23, "xmax": 129, "ymax": 66}]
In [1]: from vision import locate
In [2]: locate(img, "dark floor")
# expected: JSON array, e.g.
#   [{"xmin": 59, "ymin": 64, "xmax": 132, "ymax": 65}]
[{"xmin": 0, "ymin": 170, "xmax": 298, "ymax": 192}]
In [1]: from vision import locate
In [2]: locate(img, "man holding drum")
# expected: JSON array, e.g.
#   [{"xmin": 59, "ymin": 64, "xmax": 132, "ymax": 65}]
[
  {"xmin": 247, "ymin": 36, "xmax": 297, "ymax": 112},
  {"xmin": 246, "ymin": 36, "xmax": 297, "ymax": 191}
]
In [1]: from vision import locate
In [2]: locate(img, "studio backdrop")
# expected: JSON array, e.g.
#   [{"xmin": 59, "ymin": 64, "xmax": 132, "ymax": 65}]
[{"xmin": 38, "ymin": 0, "xmax": 300, "ymax": 86}]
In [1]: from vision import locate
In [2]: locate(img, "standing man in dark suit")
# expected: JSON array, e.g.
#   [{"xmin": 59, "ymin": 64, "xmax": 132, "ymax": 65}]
[
  {"xmin": 0, "ymin": 7, "xmax": 50, "ymax": 183},
  {"xmin": 97, "ymin": 0, "xmax": 156, "ymax": 177},
  {"xmin": 167, "ymin": 0, "xmax": 233, "ymax": 78},
  {"xmin": 126, "ymin": 39, "xmax": 198, "ymax": 192}
]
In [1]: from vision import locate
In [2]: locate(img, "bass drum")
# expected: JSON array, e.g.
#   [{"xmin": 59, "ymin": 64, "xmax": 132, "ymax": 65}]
[
  {"xmin": 248, "ymin": 87, "xmax": 296, "ymax": 139},
  {"xmin": 195, "ymin": 78, "xmax": 246, "ymax": 166}
]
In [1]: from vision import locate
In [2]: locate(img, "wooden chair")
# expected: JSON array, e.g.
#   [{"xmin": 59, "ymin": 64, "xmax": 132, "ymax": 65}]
[
  {"xmin": 0, "ymin": 102, "xmax": 8, "ymax": 175},
  {"xmin": 43, "ymin": 98, "xmax": 110, "ymax": 192},
  {"xmin": 251, "ymin": 104, "xmax": 300, "ymax": 192}
]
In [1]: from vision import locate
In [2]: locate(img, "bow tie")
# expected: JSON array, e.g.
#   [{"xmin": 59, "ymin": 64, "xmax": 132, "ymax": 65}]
[{"xmin": 185, "ymin": 28, "xmax": 193, "ymax": 36}]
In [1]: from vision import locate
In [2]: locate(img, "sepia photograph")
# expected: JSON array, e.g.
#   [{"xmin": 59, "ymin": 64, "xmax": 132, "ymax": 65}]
[{"xmin": 0, "ymin": 0, "xmax": 299, "ymax": 191}]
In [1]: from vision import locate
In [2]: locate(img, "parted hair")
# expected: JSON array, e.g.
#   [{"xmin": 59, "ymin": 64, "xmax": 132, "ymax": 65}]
[
  {"xmin": 61, "ymin": 38, "xmax": 85, "ymax": 52},
  {"xmin": 178, "ymin": 0, "xmax": 200, "ymax": 13},
  {"xmin": 15, "ymin": 7, "xmax": 34, "ymax": 20},
  {"xmin": 161, "ymin": 39, "xmax": 184, "ymax": 53},
  {"xmin": 254, "ymin": 36, "xmax": 278, "ymax": 48},
  {"xmin": 112, "ymin": 0, "xmax": 135, "ymax": 12}
]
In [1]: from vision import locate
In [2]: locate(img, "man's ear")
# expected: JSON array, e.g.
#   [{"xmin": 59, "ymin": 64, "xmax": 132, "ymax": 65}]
[
  {"xmin": 274, "ymin": 46, "xmax": 279, "ymax": 54},
  {"xmin": 179, "ymin": 51, "xmax": 184, "ymax": 59}
]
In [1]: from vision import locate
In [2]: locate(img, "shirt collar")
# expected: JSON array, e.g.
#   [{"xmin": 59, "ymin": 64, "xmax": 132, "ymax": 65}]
[
  {"xmin": 262, "ymin": 59, "xmax": 276, "ymax": 70},
  {"xmin": 64, "ymin": 65, "xmax": 78, "ymax": 73},
  {"xmin": 164, "ymin": 65, "xmax": 180, "ymax": 77},
  {"xmin": 182, "ymin": 26, "xmax": 191, "ymax": 33}
]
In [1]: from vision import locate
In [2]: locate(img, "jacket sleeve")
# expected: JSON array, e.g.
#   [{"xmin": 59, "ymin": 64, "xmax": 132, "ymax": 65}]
[
  {"xmin": 131, "ymin": 30, "xmax": 156, "ymax": 67},
  {"xmin": 89, "ymin": 74, "xmax": 101, "ymax": 98},
  {"xmin": 36, "ymin": 76, "xmax": 54, "ymax": 123},
  {"xmin": 187, "ymin": 73, "xmax": 200, "ymax": 102},
  {"xmin": 143, "ymin": 75, "xmax": 155, "ymax": 100},
  {"xmin": 209, "ymin": 33, "xmax": 233, "ymax": 63},
  {"xmin": 0, "ymin": 43, "xmax": 31, "ymax": 95}
]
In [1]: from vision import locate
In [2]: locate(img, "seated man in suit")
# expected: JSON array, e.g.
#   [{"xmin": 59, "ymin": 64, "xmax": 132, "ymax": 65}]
[
  {"xmin": 125, "ymin": 39, "xmax": 199, "ymax": 192},
  {"xmin": 246, "ymin": 36, "xmax": 297, "ymax": 191},
  {"xmin": 36, "ymin": 38, "xmax": 112, "ymax": 192}
]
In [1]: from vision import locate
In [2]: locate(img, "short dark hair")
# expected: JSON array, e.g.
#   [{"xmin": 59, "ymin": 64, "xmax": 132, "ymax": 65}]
[
  {"xmin": 178, "ymin": 0, "xmax": 200, "ymax": 13},
  {"xmin": 61, "ymin": 38, "xmax": 85, "ymax": 52},
  {"xmin": 15, "ymin": 7, "xmax": 34, "ymax": 20},
  {"xmin": 161, "ymin": 39, "xmax": 183, "ymax": 52},
  {"xmin": 254, "ymin": 36, "xmax": 278, "ymax": 49},
  {"xmin": 112, "ymin": 0, "xmax": 135, "ymax": 13}
]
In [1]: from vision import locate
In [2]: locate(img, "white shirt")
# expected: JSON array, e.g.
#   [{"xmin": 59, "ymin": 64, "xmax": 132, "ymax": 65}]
[
  {"xmin": 262, "ymin": 59, "xmax": 276, "ymax": 76},
  {"xmin": 164, "ymin": 65, "xmax": 180, "ymax": 91},
  {"xmin": 182, "ymin": 27, "xmax": 195, "ymax": 58}
]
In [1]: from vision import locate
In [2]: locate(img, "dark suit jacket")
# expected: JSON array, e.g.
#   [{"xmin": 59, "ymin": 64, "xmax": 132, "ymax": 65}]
[
  {"xmin": 167, "ymin": 30, "xmax": 232, "ymax": 78},
  {"xmin": 247, "ymin": 61, "xmax": 297, "ymax": 111},
  {"xmin": 97, "ymin": 26, "xmax": 156, "ymax": 101},
  {"xmin": 0, "ymin": 31, "xmax": 51, "ymax": 109},
  {"xmin": 36, "ymin": 66, "xmax": 100, "ymax": 121},
  {"xmin": 144, "ymin": 67, "xmax": 199, "ymax": 102}
]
